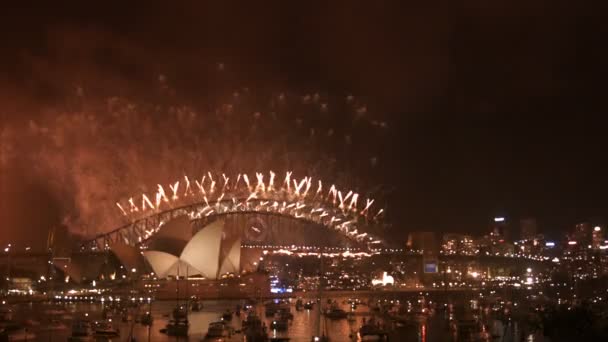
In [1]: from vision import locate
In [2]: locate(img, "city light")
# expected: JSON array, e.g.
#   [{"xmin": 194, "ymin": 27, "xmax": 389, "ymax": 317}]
[
  {"xmin": 594, "ymin": 226, "xmax": 601, "ymax": 232},
  {"xmin": 494, "ymin": 217, "xmax": 505, "ymax": 222}
]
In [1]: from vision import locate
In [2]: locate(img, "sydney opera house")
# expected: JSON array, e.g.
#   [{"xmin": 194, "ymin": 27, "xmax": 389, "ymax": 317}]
[{"xmin": 49, "ymin": 216, "xmax": 269, "ymax": 299}]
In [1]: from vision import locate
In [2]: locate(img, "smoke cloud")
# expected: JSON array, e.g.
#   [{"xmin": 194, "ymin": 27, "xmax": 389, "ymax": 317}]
[{"xmin": 1, "ymin": 78, "xmax": 389, "ymax": 239}]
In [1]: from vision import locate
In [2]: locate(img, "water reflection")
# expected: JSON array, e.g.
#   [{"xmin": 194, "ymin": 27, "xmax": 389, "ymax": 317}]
[{"xmin": 2, "ymin": 296, "xmax": 532, "ymax": 342}]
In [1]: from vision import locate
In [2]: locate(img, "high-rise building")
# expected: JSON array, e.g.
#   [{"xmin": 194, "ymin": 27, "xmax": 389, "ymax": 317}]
[
  {"xmin": 442, "ymin": 233, "xmax": 476, "ymax": 255},
  {"xmin": 407, "ymin": 232, "xmax": 438, "ymax": 274},
  {"xmin": 572, "ymin": 222, "xmax": 592, "ymax": 246},
  {"xmin": 407, "ymin": 232, "xmax": 438, "ymax": 256},
  {"xmin": 490, "ymin": 216, "xmax": 510, "ymax": 242},
  {"xmin": 520, "ymin": 218, "xmax": 538, "ymax": 241},
  {"xmin": 592, "ymin": 226, "xmax": 604, "ymax": 250}
]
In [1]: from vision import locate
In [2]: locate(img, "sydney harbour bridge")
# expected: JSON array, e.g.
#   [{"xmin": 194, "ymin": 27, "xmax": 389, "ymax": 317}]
[{"xmin": 80, "ymin": 171, "xmax": 386, "ymax": 252}]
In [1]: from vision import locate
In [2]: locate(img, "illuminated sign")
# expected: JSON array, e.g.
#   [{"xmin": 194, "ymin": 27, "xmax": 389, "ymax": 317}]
[
  {"xmin": 494, "ymin": 217, "xmax": 505, "ymax": 222},
  {"xmin": 545, "ymin": 242, "xmax": 555, "ymax": 247},
  {"xmin": 424, "ymin": 262, "xmax": 438, "ymax": 273}
]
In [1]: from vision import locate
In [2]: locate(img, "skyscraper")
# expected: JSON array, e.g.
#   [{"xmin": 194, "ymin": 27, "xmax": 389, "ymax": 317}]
[
  {"xmin": 592, "ymin": 226, "xmax": 604, "ymax": 250},
  {"xmin": 490, "ymin": 216, "xmax": 510, "ymax": 242},
  {"xmin": 572, "ymin": 222, "xmax": 592, "ymax": 246},
  {"xmin": 520, "ymin": 218, "xmax": 538, "ymax": 241}
]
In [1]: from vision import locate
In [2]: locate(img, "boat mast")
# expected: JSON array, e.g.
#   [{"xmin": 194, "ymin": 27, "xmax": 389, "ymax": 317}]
[
  {"xmin": 185, "ymin": 264, "xmax": 189, "ymax": 310},
  {"xmin": 316, "ymin": 246, "xmax": 324, "ymax": 338}
]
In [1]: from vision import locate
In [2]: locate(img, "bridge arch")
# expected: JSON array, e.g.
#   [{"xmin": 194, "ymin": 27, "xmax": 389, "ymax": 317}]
[{"xmin": 83, "ymin": 171, "xmax": 385, "ymax": 250}]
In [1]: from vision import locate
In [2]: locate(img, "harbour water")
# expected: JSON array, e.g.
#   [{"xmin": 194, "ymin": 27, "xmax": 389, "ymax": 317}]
[{"xmin": 2, "ymin": 294, "xmax": 537, "ymax": 341}]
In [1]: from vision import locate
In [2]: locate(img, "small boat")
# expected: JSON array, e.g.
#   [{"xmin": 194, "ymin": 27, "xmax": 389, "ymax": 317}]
[
  {"xmin": 43, "ymin": 308, "xmax": 66, "ymax": 317},
  {"xmin": 324, "ymin": 307, "xmax": 348, "ymax": 320},
  {"xmin": 358, "ymin": 320, "xmax": 389, "ymax": 341},
  {"xmin": 347, "ymin": 312, "xmax": 356, "ymax": 323},
  {"xmin": 271, "ymin": 317, "xmax": 289, "ymax": 331},
  {"xmin": 243, "ymin": 313, "xmax": 268, "ymax": 341},
  {"xmin": 94, "ymin": 320, "xmax": 120, "ymax": 336},
  {"xmin": 140, "ymin": 311, "xmax": 153, "ymax": 326},
  {"xmin": 242, "ymin": 312, "xmax": 261, "ymax": 327},
  {"xmin": 190, "ymin": 296, "xmax": 203, "ymax": 312},
  {"xmin": 265, "ymin": 302, "xmax": 278, "ymax": 317},
  {"xmin": 204, "ymin": 321, "xmax": 232, "ymax": 339},
  {"xmin": 68, "ymin": 319, "xmax": 94, "ymax": 342},
  {"xmin": 191, "ymin": 300, "xmax": 203, "ymax": 312},
  {"xmin": 0, "ymin": 324, "xmax": 36, "ymax": 341},
  {"xmin": 277, "ymin": 308, "xmax": 294, "ymax": 320},
  {"xmin": 221, "ymin": 309, "xmax": 233, "ymax": 321},
  {"xmin": 101, "ymin": 308, "xmax": 114, "ymax": 320},
  {"xmin": 163, "ymin": 319, "xmax": 189, "ymax": 336},
  {"xmin": 44, "ymin": 319, "xmax": 68, "ymax": 331},
  {"xmin": 172, "ymin": 305, "xmax": 188, "ymax": 320},
  {"xmin": 121, "ymin": 310, "xmax": 134, "ymax": 322},
  {"xmin": 295, "ymin": 298, "xmax": 304, "ymax": 311},
  {"xmin": 303, "ymin": 301, "xmax": 315, "ymax": 310}
]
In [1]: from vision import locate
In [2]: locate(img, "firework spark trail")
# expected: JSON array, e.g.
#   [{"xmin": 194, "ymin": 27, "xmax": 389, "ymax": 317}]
[
  {"xmin": 194, "ymin": 176, "xmax": 206, "ymax": 196},
  {"xmin": 169, "ymin": 181, "xmax": 180, "ymax": 200},
  {"xmin": 116, "ymin": 203, "xmax": 128, "ymax": 216},
  {"xmin": 215, "ymin": 193, "xmax": 224, "ymax": 206},
  {"xmin": 284, "ymin": 171, "xmax": 292, "ymax": 191},
  {"xmin": 293, "ymin": 177, "xmax": 307, "ymax": 196},
  {"xmin": 328, "ymin": 185, "xmax": 338, "ymax": 204},
  {"xmin": 128, "ymin": 198, "xmax": 139, "ymax": 213},
  {"xmin": 222, "ymin": 174, "xmax": 229, "ymax": 192},
  {"xmin": 209, "ymin": 180, "xmax": 216, "ymax": 194},
  {"xmin": 246, "ymin": 192, "xmax": 257, "ymax": 202},
  {"xmin": 157, "ymin": 184, "xmax": 169, "ymax": 204},
  {"xmin": 183, "ymin": 176, "xmax": 192, "ymax": 197},
  {"xmin": 315, "ymin": 180, "xmax": 323, "ymax": 198},
  {"xmin": 374, "ymin": 209, "xmax": 384, "ymax": 219},
  {"xmin": 243, "ymin": 174, "xmax": 251, "ymax": 191},
  {"xmin": 268, "ymin": 171, "xmax": 276, "ymax": 191},
  {"xmin": 361, "ymin": 198, "xmax": 374, "ymax": 215},
  {"xmin": 303, "ymin": 177, "xmax": 312, "ymax": 197},
  {"xmin": 142, "ymin": 194, "xmax": 155, "ymax": 210},
  {"xmin": 349, "ymin": 193, "xmax": 359, "ymax": 211},
  {"xmin": 235, "ymin": 174, "xmax": 242, "ymax": 190},
  {"xmin": 255, "ymin": 172, "xmax": 265, "ymax": 193}
]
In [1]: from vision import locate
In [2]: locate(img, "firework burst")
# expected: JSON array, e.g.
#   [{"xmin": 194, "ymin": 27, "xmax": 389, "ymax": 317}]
[
  {"xmin": 115, "ymin": 171, "xmax": 384, "ymax": 243},
  {"xmin": 2, "ymin": 77, "xmax": 389, "ymax": 237}
]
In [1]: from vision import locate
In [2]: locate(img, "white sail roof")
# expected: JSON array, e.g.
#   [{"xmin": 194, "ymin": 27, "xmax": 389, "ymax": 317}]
[
  {"xmin": 110, "ymin": 242, "xmax": 144, "ymax": 272},
  {"xmin": 218, "ymin": 236, "xmax": 241, "ymax": 275},
  {"xmin": 143, "ymin": 251, "xmax": 180, "ymax": 278},
  {"xmin": 147, "ymin": 215, "xmax": 192, "ymax": 256},
  {"xmin": 179, "ymin": 219, "xmax": 224, "ymax": 279},
  {"xmin": 143, "ymin": 218, "xmax": 243, "ymax": 280}
]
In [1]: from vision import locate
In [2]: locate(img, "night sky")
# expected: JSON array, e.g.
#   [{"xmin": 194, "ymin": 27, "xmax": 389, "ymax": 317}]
[{"xmin": 1, "ymin": 2, "xmax": 607, "ymax": 249}]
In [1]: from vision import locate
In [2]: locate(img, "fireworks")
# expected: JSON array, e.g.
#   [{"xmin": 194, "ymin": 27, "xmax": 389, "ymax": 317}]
[
  {"xmin": 115, "ymin": 171, "xmax": 384, "ymax": 242},
  {"xmin": 3, "ymin": 79, "xmax": 389, "ymax": 237}
]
